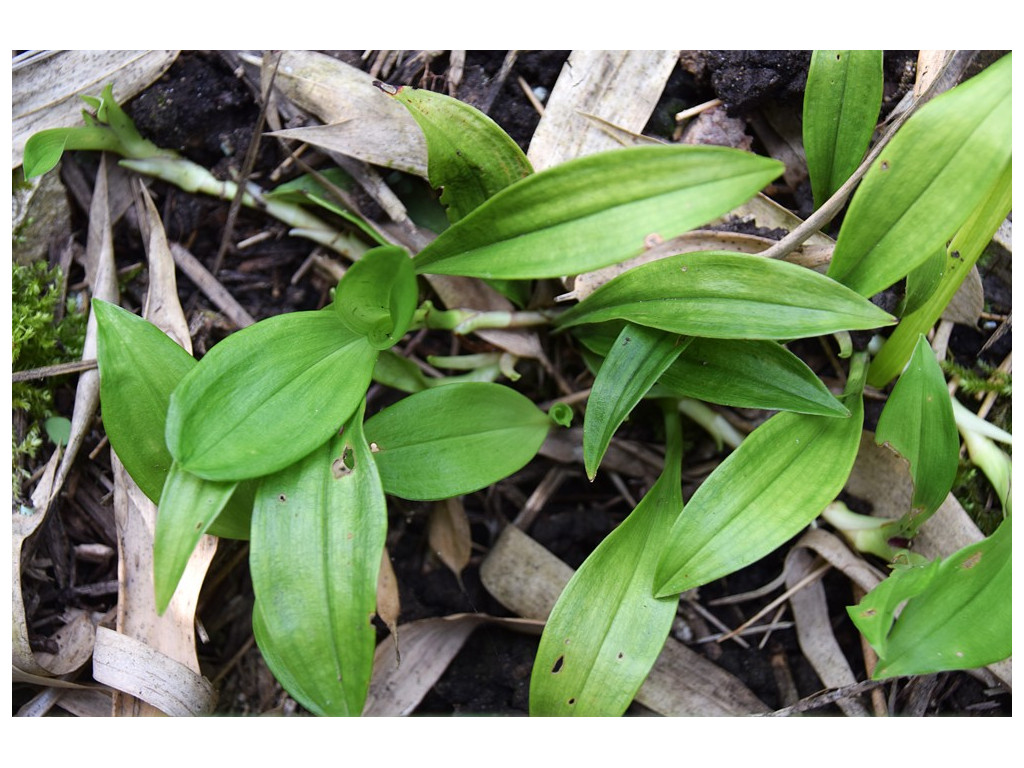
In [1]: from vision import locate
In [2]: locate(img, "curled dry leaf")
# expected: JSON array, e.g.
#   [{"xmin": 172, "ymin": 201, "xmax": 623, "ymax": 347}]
[{"xmin": 480, "ymin": 525, "xmax": 769, "ymax": 715}]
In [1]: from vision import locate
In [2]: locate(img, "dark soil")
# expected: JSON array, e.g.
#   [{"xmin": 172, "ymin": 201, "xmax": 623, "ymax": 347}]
[{"xmin": 13, "ymin": 50, "xmax": 1011, "ymax": 718}]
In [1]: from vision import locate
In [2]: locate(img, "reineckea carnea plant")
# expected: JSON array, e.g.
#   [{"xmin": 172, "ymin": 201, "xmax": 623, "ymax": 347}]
[{"xmin": 23, "ymin": 51, "xmax": 1011, "ymax": 715}]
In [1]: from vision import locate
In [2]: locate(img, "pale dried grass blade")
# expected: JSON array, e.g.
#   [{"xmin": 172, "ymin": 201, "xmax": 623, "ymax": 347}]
[
  {"xmin": 363, "ymin": 615, "xmax": 482, "ymax": 716},
  {"xmin": 12, "ymin": 50, "xmax": 179, "ymax": 168},
  {"xmin": 479, "ymin": 524, "xmax": 769, "ymax": 715},
  {"xmin": 108, "ymin": 190, "xmax": 218, "ymax": 716},
  {"xmin": 92, "ymin": 627, "xmax": 216, "ymax": 716},
  {"xmin": 428, "ymin": 497, "xmax": 472, "ymax": 581},
  {"xmin": 363, "ymin": 613, "xmax": 542, "ymax": 716},
  {"xmin": 784, "ymin": 547, "xmax": 869, "ymax": 717},
  {"xmin": 169, "ymin": 242, "xmax": 255, "ymax": 329},
  {"xmin": 266, "ymin": 50, "xmax": 427, "ymax": 176},
  {"xmin": 527, "ymin": 50, "xmax": 679, "ymax": 170}
]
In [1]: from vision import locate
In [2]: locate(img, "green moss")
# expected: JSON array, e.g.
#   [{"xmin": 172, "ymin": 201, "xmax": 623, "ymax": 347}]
[{"xmin": 11, "ymin": 261, "xmax": 87, "ymax": 497}]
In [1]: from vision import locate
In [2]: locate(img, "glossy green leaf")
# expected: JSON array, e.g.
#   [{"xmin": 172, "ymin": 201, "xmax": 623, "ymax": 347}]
[
  {"xmin": 166, "ymin": 310, "xmax": 377, "ymax": 481},
  {"xmin": 531, "ymin": 403, "xmax": 684, "ymax": 716},
  {"xmin": 875, "ymin": 335, "xmax": 959, "ymax": 528},
  {"xmin": 363, "ymin": 382, "xmax": 550, "ymax": 500},
  {"xmin": 334, "ymin": 245, "xmax": 418, "ymax": 349},
  {"xmin": 557, "ymin": 251, "xmax": 895, "ymax": 340},
  {"xmin": 584, "ymin": 324, "xmax": 689, "ymax": 480},
  {"xmin": 868, "ymin": 165, "xmax": 1011, "ymax": 388},
  {"xmin": 93, "ymin": 299, "xmax": 197, "ymax": 503},
  {"xmin": 391, "ymin": 85, "xmax": 533, "ymax": 223},
  {"xmin": 205, "ymin": 481, "xmax": 256, "ymax": 540},
  {"xmin": 655, "ymin": 354, "xmax": 867, "ymax": 596},
  {"xmin": 852, "ymin": 517, "xmax": 1011, "ymax": 678},
  {"xmin": 803, "ymin": 50, "xmax": 883, "ymax": 209},
  {"xmin": 153, "ymin": 462, "xmax": 237, "ymax": 613},
  {"xmin": 827, "ymin": 54, "xmax": 1011, "ymax": 297},
  {"xmin": 575, "ymin": 324, "xmax": 848, "ymax": 417},
  {"xmin": 250, "ymin": 403, "xmax": 386, "ymax": 716},
  {"xmin": 413, "ymin": 145, "xmax": 783, "ymax": 279}
]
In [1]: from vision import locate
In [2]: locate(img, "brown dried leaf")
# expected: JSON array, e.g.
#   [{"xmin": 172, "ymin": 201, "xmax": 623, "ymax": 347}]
[
  {"xmin": 265, "ymin": 50, "xmax": 427, "ymax": 176},
  {"xmin": 941, "ymin": 265, "xmax": 985, "ymax": 326},
  {"xmin": 428, "ymin": 497, "xmax": 472, "ymax": 582},
  {"xmin": 376, "ymin": 547, "xmax": 401, "ymax": 646}
]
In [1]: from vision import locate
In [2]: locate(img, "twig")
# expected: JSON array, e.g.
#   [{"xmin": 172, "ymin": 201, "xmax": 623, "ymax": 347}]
[
  {"xmin": 13, "ymin": 360, "xmax": 98, "ymax": 382},
  {"xmin": 716, "ymin": 561, "xmax": 831, "ymax": 643},
  {"xmin": 758, "ymin": 678, "xmax": 890, "ymax": 716}
]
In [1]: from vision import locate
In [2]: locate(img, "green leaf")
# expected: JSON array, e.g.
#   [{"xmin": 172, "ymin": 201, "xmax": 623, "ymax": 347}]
[
  {"xmin": 803, "ymin": 50, "xmax": 883, "ymax": 209},
  {"xmin": 363, "ymin": 382, "xmax": 550, "ymax": 500},
  {"xmin": 250, "ymin": 403, "xmax": 387, "ymax": 716},
  {"xmin": 868, "ymin": 164, "xmax": 1011, "ymax": 388},
  {"xmin": 584, "ymin": 324, "xmax": 689, "ymax": 479},
  {"xmin": 153, "ymin": 462, "xmax": 238, "ymax": 613},
  {"xmin": 334, "ymin": 245, "xmax": 418, "ymax": 349},
  {"xmin": 854, "ymin": 517, "xmax": 1011, "ymax": 678},
  {"xmin": 575, "ymin": 324, "xmax": 848, "ymax": 417},
  {"xmin": 530, "ymin": 402, "xmax": 684, "ymax": 716},
  {"xmin": 557, "ymin": 251, "xmax": 895, "ymax": 340},
  {"xmin": 166, "ymin": 310, "xmax": 377, "ymax": 481},
  {"xmin": 827, "ymin": 54, "xmax": 1011, "ymax": 297},
  {"xmin": 93, "ymin": 299, "xmax": 197, "ymax": 503},
  {"xmin": 655, "ymin": 353, "xmax": 868, "ymax": 596},
  {"xmin": 899, "ymin": 247, "xmax": 947, "ymax": 317},
  {"xmin": 875, "ymin": 335, "xmax": 959, "ymax": 529},
  {"xmin": 847, "ymin": 558, "xmax": 941, "ymax": 654},
  {"xmin": 390, "ymin": 84, "xmax": 533, "ymax": 223},
  {"xmin": 413, "ymin": 145, "xmax": 784, "ymax": 280}
]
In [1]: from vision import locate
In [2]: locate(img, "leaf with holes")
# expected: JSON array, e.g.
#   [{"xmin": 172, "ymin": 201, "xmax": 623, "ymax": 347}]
[
  {"xmin": 531, "ymin": 403, "xmax": 683, "ymax": 716},
  {"xmin": 250, "ymin": 403, "xmax": 386, "ymax": 716}
]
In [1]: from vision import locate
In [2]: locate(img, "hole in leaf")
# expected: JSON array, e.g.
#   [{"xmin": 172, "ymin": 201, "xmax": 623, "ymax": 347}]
[
  {"xmin": 278, "ymin": 494, "xmax": 287, "ymax": 503},
  {"xmin": 567, "ymin": 697, "xmax": 576, "ymax": 706},
  {"xmin": 551, "ymin": 655, "xmax": 564, "ymax": 674}
]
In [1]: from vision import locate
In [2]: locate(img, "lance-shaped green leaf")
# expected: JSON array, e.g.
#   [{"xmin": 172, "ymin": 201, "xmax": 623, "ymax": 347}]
[
  {"xmin": 574, "ymin": 324, "xmax": 848, "ymax": 417},
  {"xmin": 166, "ymin": 310, "xmax": 377, "ymax": 481},
  {"xmin": 363, "ymin": 382, "xmax": 550, "ymax": 500},
  {"xmin": 827, "ymin": 54, "xmax": 1011, "ymax": 298},
  {"xmin": 412, "ymin": 145, "xmax": 783, "ymax": 280},
  {"xmin": 93, "ymin": 299, "xmax": 197, "ymax": 503},
  {"xmin": 531, "ymin": 402, "xmax": 684, "ymax": 716},
  {"xmin": 803, "ymin": 50, "xmax": 883, "ymax": 209},
  {"xmin": 389, "ymin": 84, "xmax": 533, "ymax": 223},
  {"xmin": 875, "ymin": 335, "xmax": 959, "ymax": 531},
  {"xmin": 851, "ymin": 517, "xmax": 1011, "ymax": 678},
  {"xmin": 250, "ymin": 403, "xmax": 386, "ymax": 716},
  {"xmin": 584, "ymin": 324, "xmax": 689, "ymax": 480},
  {"xmin": 334, "ymin": 245, "xmax": 418, "ymax": 349},
  {"xmin": 868, "ymin": 165, "xmax": 1011, "ymax": 388},
  {"xmin": 557, "ymin": 251, "xmax": 894, "ymax": 340},
  {"xmin": 153, "ymin": 461, "xmax": 238, "ymax": 613},
  {"xmin": 655, "ymin": 353, "xmax": 868, "ymax": 596},
  {"xmin": 899, "ymin": 246, "xmax": 946, "ymax": 318}
]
